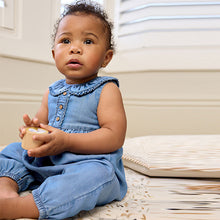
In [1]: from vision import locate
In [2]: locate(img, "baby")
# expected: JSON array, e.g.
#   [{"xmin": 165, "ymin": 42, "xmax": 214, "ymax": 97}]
[{"xmin": 0, "ymin": 1, "xmax": 127, "ymax": 219}]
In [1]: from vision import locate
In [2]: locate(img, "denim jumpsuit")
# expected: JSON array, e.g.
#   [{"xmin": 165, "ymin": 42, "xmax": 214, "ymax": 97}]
[{"xmin": 0, "ymin": 76, "xmax": 127, "ymax": 219}]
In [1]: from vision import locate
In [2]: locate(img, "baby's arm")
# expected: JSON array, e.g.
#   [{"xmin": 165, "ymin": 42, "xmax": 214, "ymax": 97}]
[
  {"xmin": 66, "ymin": 82, "xmax": 127, "ymax": 154},
  {"xmin": 19, "ymin": 89, "xmax": 49, "ymax": 139},
  {"xmin": 34, "ymin": 88, "xmax": 49, "ymax": 125},
  {"xmin": 28, "ymin": 83, "xmax": 126, "ymax": 157}
]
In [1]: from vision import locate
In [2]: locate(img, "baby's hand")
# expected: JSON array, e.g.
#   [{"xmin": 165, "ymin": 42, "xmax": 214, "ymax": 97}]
[
  {"xmin": 27, "ymin": 124, "xmax": 68, "ymax": 158},
  {"xmin": 19, "ymin": 114, "xmax": 40, "ymax": 139}
]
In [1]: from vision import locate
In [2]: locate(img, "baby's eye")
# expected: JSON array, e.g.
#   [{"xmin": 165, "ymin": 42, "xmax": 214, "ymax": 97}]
[
  {"xmin": 62, "ymin": 39, "xmax": 71, "ymax": 44},
  {"xmin": 84, "ymin": 39, "xmax": 93, "ymax": 45}
]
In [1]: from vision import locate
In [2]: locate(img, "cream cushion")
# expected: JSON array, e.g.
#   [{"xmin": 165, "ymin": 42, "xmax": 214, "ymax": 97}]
[{"xmin": 122, "ymin": 135, "xmax": 220, "ymax": 178}]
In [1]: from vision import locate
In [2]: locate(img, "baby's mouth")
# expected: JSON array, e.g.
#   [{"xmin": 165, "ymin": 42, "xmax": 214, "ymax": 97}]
[
  {"xmin": 67, "ymin": 59, "xmax": 82, "ymax": 68},
  {"xmin": 67, "ymin": 59, "xmax": 81, "ymax": 65}
]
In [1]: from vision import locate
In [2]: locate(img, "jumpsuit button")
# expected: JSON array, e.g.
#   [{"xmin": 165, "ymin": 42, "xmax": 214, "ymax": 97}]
[
  {"xmin": 56, "ymin": 117, "xmax": 60, "ymax": 121},
  {"xmin": 63, "ymin": 92, "xmax": 67, "ymax": 96},
  {"xmin": 59, "ymin": 105, "xmax": 63, "ymax": 110}
]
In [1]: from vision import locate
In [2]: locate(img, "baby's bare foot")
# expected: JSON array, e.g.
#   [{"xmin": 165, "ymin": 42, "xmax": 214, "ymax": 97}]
[
  {"xmin": 0, "ymin": 197, "xmax": 19, "ymax": 219},
  {"xmin": 0, "ymin": 177, "xmax": 19, "ymax": 199},
  {"xmin": 0, "ymin": 189, "xmax": 19, "ymax": 199},
  {"xmin": 0, "ymin": 194, "xmax": 39, "ymax": 219}
]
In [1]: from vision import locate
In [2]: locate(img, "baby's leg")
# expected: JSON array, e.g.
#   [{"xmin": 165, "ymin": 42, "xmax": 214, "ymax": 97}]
[
  {"xmin": 0, "ymin": 142, "xmax": 35, "ymax": 199},
  {"xmin": 31, "ymin": 160, "xmax": 122, "ymax": 219},
  {"xmin": 0, "ymin": 177, "xmax": 19, "ymax": 199},
  {"xmin": 0, "ymin": 193, "xmax": 39, "ymax": 219}
]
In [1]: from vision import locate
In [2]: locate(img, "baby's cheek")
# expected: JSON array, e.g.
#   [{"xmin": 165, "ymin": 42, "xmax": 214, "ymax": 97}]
[{"xmin": 89, "ymin": 56, "xmax": 103, "ymax": 69}]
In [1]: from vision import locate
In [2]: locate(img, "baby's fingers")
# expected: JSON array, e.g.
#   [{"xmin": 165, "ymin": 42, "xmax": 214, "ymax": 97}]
[
  {"xmin": 32, "ymin": 117, "xmax": 40, "ymax": 127},
  {"xmin": 32, "ymin": 133, "xmax": 50, "ymax": 144},
  {"xmin": 23, "ymin": 114, "xmax": 40, "ymax": 127},
  {"xmin": 27, "ymin": 134, "xmax": 51, "ymax": 157},
  {"xmin": 23, "ymin": 114, "xmax": 32, "ymax": 126},
  {"xmin": 27, "ymin": 144, "xmax": 50, "ymax": 158},
  {"xmin": 19, "ymin": 126, "xmax": 26, "ymax": 139}
]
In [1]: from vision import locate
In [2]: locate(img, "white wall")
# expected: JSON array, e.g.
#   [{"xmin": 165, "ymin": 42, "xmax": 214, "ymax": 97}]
[
  {"xmin": 104, "ymin": 0, "xmax": 220, "ymax": 137},
  {"xmin": 0, "ymin": 0, "xmax": 62, "ymax": 145},
  {"xmin": 105, "ymin": 70, "xmax": 220, "ymax": 137},
  {"xmin": 106, "ymin": 46, "xmax": 220, "ymax": 137},
  {"xmin": 0, "ymin": 56, "xmax": 61, "ymax": 144},
  {"xmin": 0, "ymin": 0, "xmax": 60, "ymax": 63}
]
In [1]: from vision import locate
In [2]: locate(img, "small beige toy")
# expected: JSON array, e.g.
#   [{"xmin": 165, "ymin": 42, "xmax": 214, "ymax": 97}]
[{"xmin": 22, "ymin": 127, "xmax": 48, "ymax": 150}]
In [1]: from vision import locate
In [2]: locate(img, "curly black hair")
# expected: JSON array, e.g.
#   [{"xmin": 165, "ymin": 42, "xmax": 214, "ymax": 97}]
[{"xmin": 52, "ymin": 0, "xmax": 115, "ymax": 51}]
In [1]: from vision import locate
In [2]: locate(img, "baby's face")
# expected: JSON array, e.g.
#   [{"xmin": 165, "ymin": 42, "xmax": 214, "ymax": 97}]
[{"xmin": 52, "ymin": 14, "xmax": 113, "ymax": 84}]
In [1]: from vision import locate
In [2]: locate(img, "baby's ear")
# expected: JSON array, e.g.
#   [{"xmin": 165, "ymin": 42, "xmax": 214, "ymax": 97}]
[
  {"xmin": 52, "ymin": 50, "xmax": 55, "ymax": 59},
  {"xmin": 102, "ymin": 49, "xmax": 113, "ymax": 67}
]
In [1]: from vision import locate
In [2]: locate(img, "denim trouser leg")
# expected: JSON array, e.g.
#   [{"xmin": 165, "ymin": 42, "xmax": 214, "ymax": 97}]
[
  {"xmin": 32, "ymin": 159, "xmax": 121, "ymax": 220},
  {"xmin": 0, "ymin": 142, "xmax": 35, "ymax": 192},
  {"xmin": 0, "ymin": 143, "xmax": 125, "ymax": 219}
]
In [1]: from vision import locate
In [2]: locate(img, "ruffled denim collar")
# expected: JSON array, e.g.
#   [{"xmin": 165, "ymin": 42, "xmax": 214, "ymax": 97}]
[{"xmin": 49, "ymin": 76, "xmax": 119, "ymax": 97}]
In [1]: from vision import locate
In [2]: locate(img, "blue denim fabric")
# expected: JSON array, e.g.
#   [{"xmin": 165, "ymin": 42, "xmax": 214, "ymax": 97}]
[{"xmin": 0, "ymin": 76, "xmax": 127, "ymax": 219}]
